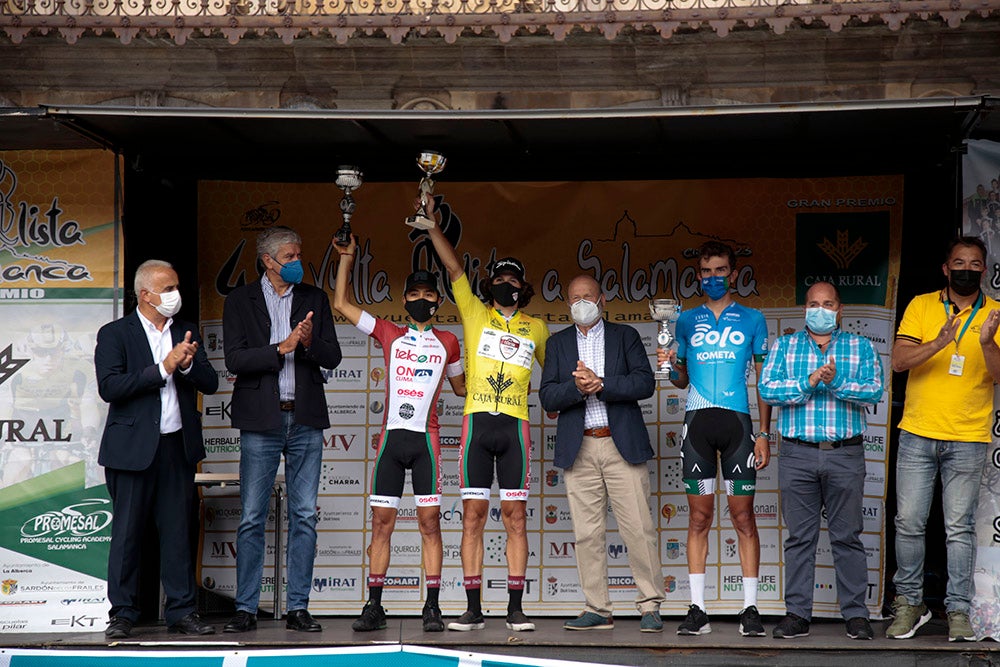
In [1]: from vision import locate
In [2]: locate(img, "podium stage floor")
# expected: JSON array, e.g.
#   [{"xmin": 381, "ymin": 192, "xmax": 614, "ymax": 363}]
[{"xmin": 3, "ymin": 615, "xmax": 998, "ymax": 666}]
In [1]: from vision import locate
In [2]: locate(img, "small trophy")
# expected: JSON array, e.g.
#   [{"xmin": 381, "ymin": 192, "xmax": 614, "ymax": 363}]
[
  {"xmin": 334, "ymin": 166, "xmax": 363, "ymax": 247},
  {"xmin": 649, "ymin": 298, "xmax": 682, "ymax": 381},
  {"xmin": 404, "ymin": 151, "xmax": 447, "ymax": 230}
]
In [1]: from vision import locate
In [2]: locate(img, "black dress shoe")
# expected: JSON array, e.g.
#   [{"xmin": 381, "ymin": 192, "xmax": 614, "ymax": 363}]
[
  {"xmin": 169, "ymin": 612, "xmax": 216, "ymax": 635},
  {"xmin": 105, "ymin": 616, "xmax": 133, "ymax": 639},
  {"xmin": 224, "ymin": 610, "xmax": 258, "ymax": 633},
  {"xmin": 286, "ymin": 609, "xmax": 322, "ymax": 632}
]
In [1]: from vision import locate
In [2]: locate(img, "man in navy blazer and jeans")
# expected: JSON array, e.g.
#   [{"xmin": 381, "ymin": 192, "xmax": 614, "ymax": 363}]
[
  {"xmin": 222, "ymin": 226, "xmax": 342, "ymax": 634},
  {"xmin": 96, "ymin": 259, "xmax": 219, "ymax": 639},
  {"xmin": 540, "ymin": 275, "xmax": 663, "ymax": 632}
]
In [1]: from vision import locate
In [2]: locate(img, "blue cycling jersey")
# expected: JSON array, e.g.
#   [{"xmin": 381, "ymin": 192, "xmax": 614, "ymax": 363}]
[{"xmin": 675, "ymin": 301, "xmax": 768, "ymax": 414}]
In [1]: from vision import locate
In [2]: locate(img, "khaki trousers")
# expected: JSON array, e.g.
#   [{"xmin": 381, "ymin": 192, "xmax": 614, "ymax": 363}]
[{"xmin": 564, "ymin": 435, "xmax": 664, "ymax": 615}]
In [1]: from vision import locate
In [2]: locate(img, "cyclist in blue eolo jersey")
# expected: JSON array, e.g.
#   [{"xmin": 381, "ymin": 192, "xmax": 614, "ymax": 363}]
[{"xmin": 662, "ymin": 240, "xmax": 773, "ymax": 638}]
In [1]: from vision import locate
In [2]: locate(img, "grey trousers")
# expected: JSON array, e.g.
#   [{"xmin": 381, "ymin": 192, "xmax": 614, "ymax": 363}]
[{"xmin": 778, "ymin": 438, "xmax": 869, "ymax": 621}]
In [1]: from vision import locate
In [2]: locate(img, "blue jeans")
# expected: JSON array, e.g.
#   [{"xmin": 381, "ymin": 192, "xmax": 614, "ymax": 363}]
[
  {"xmin": 236, "ymin": 411, "xmax": 323, "ymax": 613},
  {"xmin": 893, "ymin": 430, "xmax": 987, "ymax": 614}
]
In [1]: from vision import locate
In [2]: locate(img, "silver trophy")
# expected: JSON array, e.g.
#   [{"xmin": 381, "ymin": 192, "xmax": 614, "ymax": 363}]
[
  {"xmin": 649, "ymin": 298, "xmax": 682, "ymax": 381},
  {"xmin": 334, "ymin": 165, "xmax": 363, "ymax": 247},
  {"xmin": 404, "ymin": 151, "xmax": 447, "ymax": 230}
]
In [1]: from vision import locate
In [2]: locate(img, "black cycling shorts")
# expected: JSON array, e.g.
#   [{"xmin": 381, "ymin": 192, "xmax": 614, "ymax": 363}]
[
  {"xmin": 369, "ymin": 429, "xmax": 441, "ymax": 509},
  {"xmin": 458, "ymin": 412, "xmax": 531, "ymax": 502},
  {"xmin": 681, "ymin": 407, "xmax": 756, "ymax": 496}
]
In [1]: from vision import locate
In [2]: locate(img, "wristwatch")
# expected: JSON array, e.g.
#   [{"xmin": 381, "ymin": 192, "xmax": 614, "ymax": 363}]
[{"xmin": 755, "ymin": 431, "xmax": 771, "ymax": 440}]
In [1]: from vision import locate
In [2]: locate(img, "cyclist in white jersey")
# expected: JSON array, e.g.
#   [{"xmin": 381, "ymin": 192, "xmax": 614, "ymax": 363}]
[{"xmin": 333, "ymin": 235, "xmax": 465, "ymax": 634}]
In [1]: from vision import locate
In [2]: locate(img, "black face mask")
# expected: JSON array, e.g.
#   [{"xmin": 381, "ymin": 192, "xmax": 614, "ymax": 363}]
[
  {"xmin": 949, "ymin": 269, "xmax": 982, "ymax": 297},
  {"xmin": 491, "ymin": 282, "xmax": 520, "ymax": 308},
  {"xmin": 404, "ymin": 298, "xmax": 438, "ymax": 323}
]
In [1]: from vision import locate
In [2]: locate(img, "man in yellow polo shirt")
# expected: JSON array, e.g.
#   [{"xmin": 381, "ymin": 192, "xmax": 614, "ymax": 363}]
[{"xmin": 889, "ymin": 236, "xmax": 1000, "ymax": 642}]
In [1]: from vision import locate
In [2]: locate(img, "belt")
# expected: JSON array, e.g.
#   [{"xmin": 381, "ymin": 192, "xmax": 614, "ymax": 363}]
[
  {"xmin": 279, "ymin": 400, "xmax": 295, "ymax": 412},
  {"xmin": 784, "ymin": 435, "xmax": 862, "ymax": 450},
  {"xmin": 583, "ymin": 426, "xmax": 612, "ymax": 438}
]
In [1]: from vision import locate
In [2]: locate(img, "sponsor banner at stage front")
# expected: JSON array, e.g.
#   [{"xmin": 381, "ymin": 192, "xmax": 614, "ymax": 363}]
[{"xmin": 198, "ymin": 176, "xmax": 901, "ymax": 617}]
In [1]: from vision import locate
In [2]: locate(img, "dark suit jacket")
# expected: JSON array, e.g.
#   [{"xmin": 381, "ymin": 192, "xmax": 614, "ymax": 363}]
[
  {"xmin": 223, "ymin": 278, "xmax": 342, "ymax": 432},
  {"xmin": 539, "ymin": 320, "xmax": 655, "ymax": 469},
  {"xmin": 95, "ymin": 311, "xmax": 219, "ymax": 471}
]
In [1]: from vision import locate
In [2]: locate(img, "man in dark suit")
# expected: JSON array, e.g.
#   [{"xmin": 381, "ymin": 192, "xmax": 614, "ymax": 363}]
[
  {"xmin": 539, "ymin": 274, "xmax": 663, "ymax": 632},
  {"xmin": 95, "ymin": 259, "xmax": 219, "ymax": 639},
  {"xmin": 221, "ymin": 226, "xmax": 342, "ymax": 634}
]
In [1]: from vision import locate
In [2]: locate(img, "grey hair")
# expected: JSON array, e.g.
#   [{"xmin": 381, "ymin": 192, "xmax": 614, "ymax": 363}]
[
  {"xmin": 257, "ymin": 226, "xmax": 302, "ymax": 261},
  {"xmin": 134, "ymin": 259, "xmax": 174, "ymax": 295}
]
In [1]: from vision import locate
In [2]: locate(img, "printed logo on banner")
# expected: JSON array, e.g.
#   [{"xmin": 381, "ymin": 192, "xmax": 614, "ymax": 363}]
[
  {"xmin": 203, "ymin": 325, "xmax": 225, "ymax": 357},
  {"xmin": 607, "ymin": 543, "xmax": 628, "ymax": 561},
  {"xmin": 661, "ymin": 458, "xmax": 683, "ymax": 491},
  {"xmin": 546, "ymin": 540, "xmax": 577, "ymax": 563},
  {"xmin": 0, "ymin": 160, "xmax": 94, "ymax": 284},
  {"xmin": 311, "ymin": 575, "xmax": 358, "ymax": 593},
  {"xmin": 202, "ymin": 397, "xmax": 232, "ymax": 427},
  {"xmin": 863, "ymin": 432, "xmax": 887, "ymax": 457},
  {"xmin": 1, "ymin": 579, "xmax": 17, "ymax": 595},
  {"xmin": 545, "ymin": 469, "xmax": 560, "ymax": 487},
  {"xmin": 239, "ymin": 200, "xmax": 281, "ymax": 230},
  {"xmin": 795, "ymin": 211, "xmax": 890, "ymax": 305},
  {"xmin": 51, "ymin": 614, "xmax": 104, "ymax": 628},
  {"xmin": 319, "ymin": 461, "xmax": 365, "ymax": 494},
  {"xmin": 0, "ymin": 344, "xmax": 30, "ymax": 386},
  {"xmin": 203, "ymin": 433, "xmax": 240, "ymax": 456}
]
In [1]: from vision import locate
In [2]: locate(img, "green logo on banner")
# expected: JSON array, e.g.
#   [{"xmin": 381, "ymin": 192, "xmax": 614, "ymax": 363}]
[
  {"xmin": 795, "ymin": 212, "xmax": 890, "ymax": 305},
  {"xmin": 0, "ymin": 462, "xmax": 111, "ymax": 579}
]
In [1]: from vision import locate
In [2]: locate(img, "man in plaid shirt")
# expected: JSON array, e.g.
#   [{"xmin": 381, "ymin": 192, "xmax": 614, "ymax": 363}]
[{"xmin": 759, "ymin": 281, "xmax": 884, "ymax": 641}]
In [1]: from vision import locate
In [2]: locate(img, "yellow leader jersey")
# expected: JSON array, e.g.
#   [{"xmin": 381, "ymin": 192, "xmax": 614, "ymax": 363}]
[
  {"xmin": 896, "ymin": 290, "xmax": 1000, "ymax": 443},
  {"xmin": 452, "ymin": 273, "xmax": 548, "ymax": 420}
]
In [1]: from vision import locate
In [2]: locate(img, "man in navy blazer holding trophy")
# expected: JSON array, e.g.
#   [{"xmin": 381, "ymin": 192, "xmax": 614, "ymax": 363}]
[{"xmin": 539, "ymin": 274, "xmax": 664, "ymax": 633}]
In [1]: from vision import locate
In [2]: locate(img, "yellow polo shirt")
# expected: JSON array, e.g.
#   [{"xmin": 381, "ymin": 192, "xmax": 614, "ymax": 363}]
[{"xmin": 896, "ymin": 290, "xmax": 1000, "ymax": 442}]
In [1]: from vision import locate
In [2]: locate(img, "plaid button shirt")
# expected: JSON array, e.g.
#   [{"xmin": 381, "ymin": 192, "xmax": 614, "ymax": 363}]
[{"xmin": 759, "ymin": 328, "xmax": 883, "ymax": 441}]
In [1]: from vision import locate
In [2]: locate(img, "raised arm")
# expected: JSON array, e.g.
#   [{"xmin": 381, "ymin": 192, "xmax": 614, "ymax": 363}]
[
  {"xmin": 423, "ymin": 198, "xmax": 464, "ymax": 281},
  {"xmin": 331, "ymin": 234, "xmax": 364, "ymax": 327}
]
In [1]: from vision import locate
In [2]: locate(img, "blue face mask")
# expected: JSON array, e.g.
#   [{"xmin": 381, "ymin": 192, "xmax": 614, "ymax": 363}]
[
  {"xmin": 805, "ymin": 307, "xmax": 838, "ymax": 335},
  {"xmin": 701, "ymin": 275, "xmax": 729, "ymax": 300},
  {"xmin": 277, "ymin": 259, "xmax": 304, "ymax": 285}
]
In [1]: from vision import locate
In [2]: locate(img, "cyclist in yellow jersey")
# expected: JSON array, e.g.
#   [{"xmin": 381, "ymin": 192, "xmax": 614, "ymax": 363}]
[{"xmin": 427, "ymin": 207, "xmax": 548, "ymax": 633}]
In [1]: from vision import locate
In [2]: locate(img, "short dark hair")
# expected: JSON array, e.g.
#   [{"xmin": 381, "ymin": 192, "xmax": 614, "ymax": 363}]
[
  {"xmin": 697, "ymin": 241, "xmax": 736, "ymax": 270},
  {"xmin": 479, "ymin": 277, "xmax": 535, "ymax": 309},
  {"xmin": 944, "ymin": 236, "xmax": 987, "ymax": 263}
]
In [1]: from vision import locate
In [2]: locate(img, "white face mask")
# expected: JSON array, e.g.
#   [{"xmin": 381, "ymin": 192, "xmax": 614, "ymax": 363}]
[
  {"xmin": 570, "ymin": 299, "xmax": 602, "ymax": 326},
  {"xmin": 152, "ymin": 289, "xmax": 182, "ymax": 318}
]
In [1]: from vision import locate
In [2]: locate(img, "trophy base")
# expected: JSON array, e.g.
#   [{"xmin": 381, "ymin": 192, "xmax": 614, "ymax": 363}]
[
  {"xmin": 654, "ymin": 369, "xmax": 676, "ymax": 381},
  {"xmin": 404, "ymin": 213, "xmax": 436, "ymax": 230}
]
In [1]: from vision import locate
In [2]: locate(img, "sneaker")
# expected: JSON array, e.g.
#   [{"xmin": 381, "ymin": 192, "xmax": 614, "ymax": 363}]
[
  {"xmin": 422, "ymin": 603, "xmax": 444, "ymax": 632},
  {"xmin": 351, "ymin": 600, "xmax": 387, "ymax": 632},
  {"xmin": 505, "ymin": 609, "xmax": 535, "ymax": 631},
  {"xmin": 677, "ymin": 604, "xmax": 711, "ymax": 635},
  {"xmin": 947, "ymin": 611, "xmax": 975, "ymax": 642},
  {"xmin": 564, "ymin": 611, "xmax": 614, "ymax": 631},
  {"xmin": 738, "ymin": 605, "xmax": 765, "ymax": 637},
  {"xmin": 846, "ymin": 617, "xmax": 873, "ymax": 640},
  {"xmin": 885, "ymin": 595, "xmax": 931, "ymax": 639},
  {"xmin": 772, "ymin": 613, "xmax": 810, "ymax": 638},
  {"xmin": 448, "ymin": 609, "xmax": 486, "ymax": 631},
  {"xmin": 640, "ymin": 610, "xmax": 663, "ymax": 633}
]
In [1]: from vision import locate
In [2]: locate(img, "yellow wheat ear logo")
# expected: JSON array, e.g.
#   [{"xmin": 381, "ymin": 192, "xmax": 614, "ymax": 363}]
[{"xmin": 818, "ymin": 229, "xmax": 868, "ymax": 269}]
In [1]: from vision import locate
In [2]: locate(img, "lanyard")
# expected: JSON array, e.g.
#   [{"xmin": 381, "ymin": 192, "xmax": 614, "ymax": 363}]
[{"xmin": 943, "ymin": 292, "xmax": 983, "ymax": 348}]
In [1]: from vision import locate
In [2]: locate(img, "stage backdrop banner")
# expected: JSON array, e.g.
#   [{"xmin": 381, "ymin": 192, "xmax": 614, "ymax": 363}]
[
  {"xmin": 0, "ymin": 150, "xmax": 120, "ymax": 633},
  {"xmin": 961, "ymin": 137, "xmax": 1000, "ymax": 641},
  {"xmin": 198, "ymin": 176, "xmax": 902, "ymax": 619}
]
